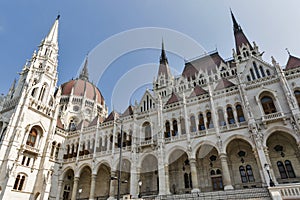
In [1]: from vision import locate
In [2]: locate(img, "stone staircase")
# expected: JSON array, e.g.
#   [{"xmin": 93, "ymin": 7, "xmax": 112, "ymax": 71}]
[{"xmin": 142, "ymin": 187, "xmax": 272, "ymax": 200}]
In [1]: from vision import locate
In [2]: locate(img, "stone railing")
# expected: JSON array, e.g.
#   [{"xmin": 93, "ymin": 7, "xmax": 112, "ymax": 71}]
[
  {"xmin": 262, "ymin": 112, "xmax": 285, "ymax": 123},
  {"xmin": 268, "ymin": 183, "xmax": 300, "ymax": 200},
  {"xmin": 21, "ymin": 144, "xmax": 39, "ymax": 154}
]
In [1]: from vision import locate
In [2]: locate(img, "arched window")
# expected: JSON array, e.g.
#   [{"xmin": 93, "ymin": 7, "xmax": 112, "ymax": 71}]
[
  {"xmin": 216, "ymin": 169, "xmax": 222, "ymax": 175},
  {"xmin": 227, "ymin": 107, "xmax": 235, "ymax": 124},
  {"xmin": 190, "ymin": 115, "xmax": 196, "ymax": 132},
  {"xmin": 266, "ymin": 69, "xmax": 271, "ymax": 76},
  {"xmin": 50, "ymin": 141, "xmax": 56, "ymax": 158},
  {"xmin": 206, "ymin": 112, "xmax": 214, "ymax": 128},
  {"xmin": 180, "ymin": 117, "xmax": 186, "ymax": 134},
  {"xmin": 172, "ymin": 120, "xmax": 178, "ymax": 136},
  {"xmin": 184, "ymin": 173, "xmax": 190, "ymax": 188},
  {"xmin": 277, "ymin": 161, "xmax": 288, "ymax": 179},
  {"xmin": 165, "ymin": 121, "xmax": 171, "ymax": 138},
  {"xmin": 294, "ymin": 90, "xmax": 300, "ymax": 107},
  {"xmin": 285, "ymin": 160, "xmax": 296, "ymax": 178},
  {"xmin": 253, "ymin": 62, "xmax": 261, "ymax": 78},
  {"xmin": 246, "ymin": 75, "xmax": 251, "ymax": 81},
  {"xmin": 239, "ymin": 166, "xmax": 248, "ymax": 183},
  {"xmin": 246, "ymin": 165, "xmax": 255, "ymax": 182},
  {"xmin": 210, "ymin": 170, "xmax": 216, "ymax": 175},
  {"xmin": 13, "ymin": 174, "xmax": 26, "ymax": 191},
  {"xmin": 26, "ymin": 128, "xmax": 38, "ymax": 147},
  {"xmin": 260, "ymin": 66, "xmax": 266, "ymax": 77},
  {"xmin": 143, "ymin": 122, "xmax": 152, "ymax": 140},
  {"xmin": 198, "ymin": 113, "xmax": 205, "ymax": 130},
  {"xmin": 261, "ymin": 96, "xmax": 277, "ymax": 114},
  {"xmin": 55, "ymin": 143, "xmax": 60, "ymax": 159},
  {"xmin": 218, "ymin": 109, "xmax": 226, "ymax": 126},
  {"xmin": 236, "ymin": 105, "xmax": 245, "ymax": 122},
  {"xmin": 250, "ymin": 68, "xmax": 256, "ymax": 80},
  {"xmin": 38, "ymin": 84, "xmax": 47, "ymax": 101}
]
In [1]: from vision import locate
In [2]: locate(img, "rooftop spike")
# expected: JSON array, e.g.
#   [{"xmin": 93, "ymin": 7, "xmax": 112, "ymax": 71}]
[
  {"xmin": 45, "ymin": 15, "xmax": 60, "ymax": 45},
  {"xmin": 230, "ymin": 9, "xmax": 241, "ymax": 33},
  {"xmin": 79, "ymin": 56, "xmax": 89, "ymax": 81},
  {"xmin": 160, "ymin": 39, "xmax": 168, "ymax": 64}
]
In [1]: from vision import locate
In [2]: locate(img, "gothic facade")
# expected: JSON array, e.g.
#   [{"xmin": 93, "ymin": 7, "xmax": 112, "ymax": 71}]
[{"xmin": 0, "ymin": 12, "xmax": 300, "ymax": 200}]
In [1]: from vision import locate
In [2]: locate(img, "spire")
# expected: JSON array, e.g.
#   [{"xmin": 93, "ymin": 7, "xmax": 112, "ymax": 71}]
[
  {"xmin": 79, "ymin": 56, "xmax": 89, "ymax": 81},
  {"xmin": 230, "ymin": 10, "xmax": 253, "ymax": 55},
  {"xmin": 160, "ymin": 39, "xmax": 168, "ymax": 64},
  {"xmin": 45, "ymin": 15, "xmax": 60, "ymax": 45},
  {"xmin": 157, "ymin": 40, "xmax": 172, "ymax": 79}
]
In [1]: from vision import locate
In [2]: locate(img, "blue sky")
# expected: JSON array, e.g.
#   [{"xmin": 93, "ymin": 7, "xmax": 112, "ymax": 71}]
[{"xmin": 1, "ymin": 1, "xmax": 300, "ymax": 112}]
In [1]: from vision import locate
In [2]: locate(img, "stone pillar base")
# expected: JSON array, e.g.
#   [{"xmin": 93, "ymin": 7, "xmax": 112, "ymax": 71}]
[
  {"xmin": 191, "ymin": 188, "xmax": 200, "ymax": 193},
  {"xmin": 224, "ymin": 185, "xmax": 234, "ymax": 190}
]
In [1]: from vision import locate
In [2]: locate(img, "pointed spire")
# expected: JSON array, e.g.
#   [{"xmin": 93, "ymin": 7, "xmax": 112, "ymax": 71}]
[
  {"xmin": 45, "ymin": 15, "xmax": 60, "ymax": 45},
  {"xmin": 160, "ymin": 39, "xmax": 168, "ymax": 64},
  {"xmin": 230, "ymin": 9, "xmax": 241, "ymax": 33},
  {"xmin": 230, "ymin": 10, "xmax": 253, "ymax": 55},
  {"xmin": 79, "ymin": 56, "xmax": 89, "ymax": 81}
]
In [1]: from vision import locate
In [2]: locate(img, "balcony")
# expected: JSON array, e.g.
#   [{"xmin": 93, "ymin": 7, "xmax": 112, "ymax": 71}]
[
  {"xmin": 21, "ymin": 144, "xmax": 39, "ymax": 155},
  {"xmin": 262, "ymin": 112, "xmax": 286, "ymax": 125}
]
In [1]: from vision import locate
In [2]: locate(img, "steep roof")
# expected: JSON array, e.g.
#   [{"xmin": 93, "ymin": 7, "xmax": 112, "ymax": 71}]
[
  {"xmin": 122, "ymin": 105, "xmax": 134, "ymax": 117},
  {"xmin": 182, "ymin": 51, "xmax": 224, "ymax": 78},
  {"xmin": 56, "ymin": 116, "xmax": 64, "ymax": 129},
  {"xmin": 166, "ymin": 92, "xmax": 181, "ymax": 105},
  {"xmin": 215, "ymin": 78, "xmax": 235, "ymax": 90},
  {"xmin": 285, "ymin": 55, "xmax": 300, "ymax": 70},
  {"xmin": 103, "ymin": 111, "xmax": 118, "ymax": 122},
  {"xmin": 189, "ymin": 86, "xmax": 208, "ymax": 98}
]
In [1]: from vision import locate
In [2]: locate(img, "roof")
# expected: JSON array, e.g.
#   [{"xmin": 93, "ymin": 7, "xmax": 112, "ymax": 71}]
[
  {"xmin": 189, "ymin": 86, "xmax": 208, "ymax": 98},
  {"xmin": 122, "ymin": 105, "xmax": 134, "ymax": 117},
  {"xmin": 182, "ymin": 52, "xmax": 224, "ymax": 77},
  {"xmin": 215, "ymin": 78, "xmax": 235, "ymax": 90},
  {"xmin": 60, "ymin": 78, "xmax": 104, "ymax": 105},
  {"xmin": 285, "ymin": 55, "xmax": 300, "ymax": 70},
  {"xmin": 56, "ymin": 117, "xmax": 64, "ymax": 129},
  {"xmin": 166, "ymin": 92, "xmax": 181, "ymax": 105},
  {"xmin": 103, "ymin": 111, "xmax": 118, "ymax": 123}
]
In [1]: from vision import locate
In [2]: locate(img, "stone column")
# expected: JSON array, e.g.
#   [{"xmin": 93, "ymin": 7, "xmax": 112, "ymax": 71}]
[
  {"xmin": 71, "ymin": 177, "xmax": 79, "ymax": 200},
  {"xmin": 165, "ymin": 164, "xmax": 171, "ymax": 194},
  {"xmin": 89, "ymin": 174, "xmax": 96, "ymax": 200},
  {"xmin": 253, "ymin": 149, "xmax": 267, "ymax": 186},
  {"xmin": 109, "ymin": 171, "xmax": 117, "ymax": 198},
  {"xmin": 55, "ymin": 180, "xmax": 63, "ymax": 200},
  {"xmin": 219, "ymin": 153, "xmax": 234, "ymax": 190},
  {"xmin": 130, "ymin": 166, "xmax": 138, "ymax": 198},
  {"xmin": 189, "ymin": 158, "xmax": 200, "ymax": 192},
  {"xmin": 158, "ymin": 163, "xmax": 167, "ymax": 195}
]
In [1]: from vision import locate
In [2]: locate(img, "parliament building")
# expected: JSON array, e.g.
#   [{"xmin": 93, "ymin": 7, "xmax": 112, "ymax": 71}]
[{"xmin": 0, "ymin": 12, "xmax": 300, "ymax": 200}]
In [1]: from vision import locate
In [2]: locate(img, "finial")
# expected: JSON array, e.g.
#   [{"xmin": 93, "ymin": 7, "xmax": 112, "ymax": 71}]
[
  {"xmin": 285, "ymin": 48, "xmax": 291, "ymax": 56},
  {"xmin": 56, "ymin": 14, "xmax": 60, "ymax": 20}
]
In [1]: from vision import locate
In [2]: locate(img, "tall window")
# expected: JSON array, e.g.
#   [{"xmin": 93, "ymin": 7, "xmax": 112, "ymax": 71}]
[
  {"xmin": 260, "ymin": 65, "xmax": 266, "ymax": 77},
  {"xmin": 206, "ymin": 112, "xmax": 214, "ymax": 128},
  {"xmin": 165, "ymin": 121, "xmax": 171, "ymax": 138},
  {"xmin": 198, "ymin": 113, "xmax": 205, "ymax": 130},
  {"xmin": 294, "ymin": 90, "xmax": 300, "ymax": 107},
  {"xmin": 239, "ymin": 166, "xmax": 248, "ymax": 183},
  {"xmin": 253, "ymin": 62, "xmax": 261, "ymax": 78},
  {"xmin": 261, "ymin": 96, "xmax": 277, "ymax": 114},
  {"xmin": 250, "ymin": 68, "xmax": 256, "ymax": 80},
  {"xmin": 277, "ymin": 160, "xmax": 296, "ymax": 179},
  {"xmin": 55, "ymin": 143, "xmax": 61, "ymax": 159},
  {"xmin": 13, "ymin": 174, "xmax": 26, "ymax": 191},
  {"xmin": 246, "ymin": 165, "xmax": 255, "ymax": 182},
  {"xmin": 190, "ymin": 115, "xmax": 196, "ymax": 132},
  {"xmin": 26, "ymin": 128, "xmax": 38, "ymax": 147},
  {"xmin": 218, "ymin": 109, "xmax": 226, "ymax": 126},
  {"xmin": 172, "ymin": 120, "xmax": 178, "ymax": 136},
  {"xmin": 50, "ymin": 141, "xmax": 56, "ymax": 158},
  {"xmin": 143, "ymin": 122, "xmax": 152, "ymax": 140},
  {"xmin": 227, "ymin": 106, "xmax": 235, "ymax": 124},
  {"xmin": 38, "ymin": 84, "xmax": 47, "ymax": 101},
  {"xmin": 236, "ymin": 105, "xmax": 245, "ymax": 122}
]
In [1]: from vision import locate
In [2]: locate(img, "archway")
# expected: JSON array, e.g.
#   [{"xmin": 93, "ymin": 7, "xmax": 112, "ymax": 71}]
[
  {"xmin": 116, "ymin": 159, "xmax": 131, "ymax": 196},
  {"xmin": 95, "ymin": 163, "xmax": 111, "ymax": 198},
  {"xmin": 62, "ymin": 169, "xmax": 74, "ymax": 200},
  {"xmin": 78, "ymin": 166, "xmax": 92, "ymax": 199},
  {"xmin": 226, "ymin": 139, "xmax": 261, "ymax": 189},
  {"xmin": 168, "ymin": 149, "xmax": 190, "ymax": 194},
  {"xmin": 140, "ymin": 154, "xmax": 159, "ymax": 196},
  {"xmin": 196, "ymin": 144, "xmax": 222, "ymax": 192},
  {"xmin": 266, "ymin": 132, "xmax": 300, "ymax": 184}
]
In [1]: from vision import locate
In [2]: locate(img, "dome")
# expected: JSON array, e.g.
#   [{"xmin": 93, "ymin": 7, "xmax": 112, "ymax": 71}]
[{"xmin": 60, "ymin": 78, "xmax": 104, "ymax": 105}]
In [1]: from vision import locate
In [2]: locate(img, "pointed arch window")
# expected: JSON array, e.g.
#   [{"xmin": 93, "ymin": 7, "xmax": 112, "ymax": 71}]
[
  {"xmin": 239, "ymin": 166, "xmax": 248, "ymax": 183},
  {"xmin": 266, "ymin": 69, "xmax": 271, "ymax": 76},
  {"xmin": 26, "ymin": 128, "xmax": 38, "ymax": 147},
  {"xmin": 277, "ymin": 161, "xmax": 288, "ymax": 179},
  {"xmin": 165, "ymin": 121, "xmax": 171, "ymax": 138},
  {"xmin": 190, "ymin": 115, "xmax": 196, "ymax": 132},
  {"xmin": 236, "ymin": 105, "xmax": 245, "ymax": 122},
  {"xmin": 261, "ymin": 96, "xmax": 277, "ymax": 114},
  {"xmin": 13, "ymin": 174, "xmax": 26, "ymax": 191},
  {"xmin": 38, "ymin": 84, "xmax": 47, "ymax": 101},
  {"xmin": 206, "ymin": 112, "xmax": 214, "ymax": 128},
  {"xmin": 285, "ymin": 160, "xmax": 296, "ymax": 178},
  {"xmin": 227, "ymin": 106, "xmax": 235, "ymax": 124},
  {"xmin": 253, "ymin": 62, "xmax": 261, "ymax": 78},
  {"xmin": 246, "ymin": 165, "xmax": 255, "ymax": 182},
  {"xmin": 198, "ymin": 113, "xmax": 205, "ymax": 130},
  {"xmin": 172, "ymin": 120, "xmax": 178, "ymax": 136},
  {"xmin": 294, "ymin": 90, "xmax": 300, "ymax": 107},
  {"xmin": 250, "ymin": 68, "xmax": 256, "ymax": 80},
  {"xmin": 260, "ymin": 66, "xmax": 266, "ymax": 77}
]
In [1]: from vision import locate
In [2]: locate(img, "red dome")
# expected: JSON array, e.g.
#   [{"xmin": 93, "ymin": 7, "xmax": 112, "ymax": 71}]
[{"xmin": 60, "ymin": 78, "xmax": 104, "ymax": 105}]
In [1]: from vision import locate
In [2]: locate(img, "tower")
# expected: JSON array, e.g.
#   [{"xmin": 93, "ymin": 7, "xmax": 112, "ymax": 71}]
[{"xmin": 0, "ymin": 15, "xmax": 61, "ymax": 200}]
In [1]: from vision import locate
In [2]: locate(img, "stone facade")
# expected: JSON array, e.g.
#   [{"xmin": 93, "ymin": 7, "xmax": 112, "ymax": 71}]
[{"xmin": 1, "ymin": 12, "xmax": 300, "ymax": 200}]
